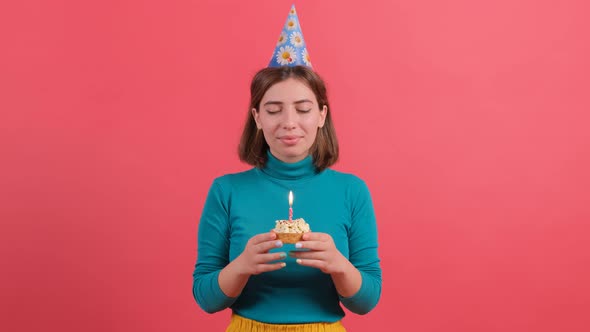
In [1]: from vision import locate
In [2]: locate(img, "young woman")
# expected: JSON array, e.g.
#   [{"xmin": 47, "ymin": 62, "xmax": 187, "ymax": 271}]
[{"xmin": 193, "ymin": 65, "xmax": 381, "ymax": 331}]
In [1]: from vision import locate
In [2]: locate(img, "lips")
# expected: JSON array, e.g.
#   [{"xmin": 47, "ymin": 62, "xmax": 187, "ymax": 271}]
[{"xmin": 279, "ymin": 135, "xmax": 301, "ymax": 145}]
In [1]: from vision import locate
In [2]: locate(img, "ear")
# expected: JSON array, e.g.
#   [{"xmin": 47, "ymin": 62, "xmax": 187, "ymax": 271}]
[
  {"xmin": 318, "ymin": 105, "xmax": 328, "ymax": 128},
  {"xmin": 251, "ymin": 108, "xmax": 262, "ymax": 129}
]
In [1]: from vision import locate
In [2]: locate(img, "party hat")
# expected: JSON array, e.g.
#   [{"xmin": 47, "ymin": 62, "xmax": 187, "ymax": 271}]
[{"xmin": 268, "ymin": 5, "xmax": 312, "ymax": 67}]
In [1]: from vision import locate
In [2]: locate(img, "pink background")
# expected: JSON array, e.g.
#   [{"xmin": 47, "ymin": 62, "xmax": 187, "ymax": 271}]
[{"xmin": 2, "ymin": 0, "xmax": 589, "ymax": 331}]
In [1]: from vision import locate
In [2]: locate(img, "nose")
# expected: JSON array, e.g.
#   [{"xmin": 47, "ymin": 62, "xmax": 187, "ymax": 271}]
[{"xmin": 281, "ymin": 108, "xmax": 297, "ymax": 130}]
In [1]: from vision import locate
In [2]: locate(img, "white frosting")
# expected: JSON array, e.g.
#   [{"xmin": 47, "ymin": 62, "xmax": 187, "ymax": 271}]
[{"xmin": 273, "ymin": 218, "xmax": 311, "ymax": 233}]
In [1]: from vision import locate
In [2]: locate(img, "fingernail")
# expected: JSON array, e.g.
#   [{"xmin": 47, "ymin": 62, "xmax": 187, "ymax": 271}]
[
  {"xmin": 279, "ymin": 252, "xmax": 286, "ymax": 258},
  {"xmin": 281, "ymin": 262, "xmax": 286, "ymax": 267},
  {"xmin": 295, "ymin": 243, "xmax": 302, "ymax": 249},
  {"xmin": 275, "ymin": 241, "xmax": 283, "ymax": 247},
  {"xmin": 296, "ymin": 259, "xmax": 302, "ymax": 264}
]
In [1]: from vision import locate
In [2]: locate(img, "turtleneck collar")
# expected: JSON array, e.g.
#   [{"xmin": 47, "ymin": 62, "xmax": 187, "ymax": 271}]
[{"xmin": 260, "ymin": 150, "xmax": 317, "ymax": 180}]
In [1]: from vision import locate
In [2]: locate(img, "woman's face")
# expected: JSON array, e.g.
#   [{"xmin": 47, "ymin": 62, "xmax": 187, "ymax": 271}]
[{"xmin": 253, "ymin": 78, "xmax": 327, "ymax": 163}]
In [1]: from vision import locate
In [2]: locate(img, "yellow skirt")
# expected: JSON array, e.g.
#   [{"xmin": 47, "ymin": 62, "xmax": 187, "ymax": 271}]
[{"xmin": 226, "ymin": 314, "xmax": 347, "ymax": 332}]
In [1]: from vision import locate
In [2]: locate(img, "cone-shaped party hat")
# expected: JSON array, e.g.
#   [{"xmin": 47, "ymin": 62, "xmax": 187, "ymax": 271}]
[{"xmin": 268, "ymin": 5, "xmax": 312, "ymax": 68}]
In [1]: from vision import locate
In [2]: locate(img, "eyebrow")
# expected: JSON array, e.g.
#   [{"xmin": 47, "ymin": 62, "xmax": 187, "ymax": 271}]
[{"xmin": 263, "ymin": 99, "xmax": 314, "ymax": 106}]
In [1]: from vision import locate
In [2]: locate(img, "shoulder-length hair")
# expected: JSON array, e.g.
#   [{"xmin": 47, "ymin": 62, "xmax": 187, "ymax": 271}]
[{"xmin": 238, "ymin": 66, "xmax": 339, "ymax": 171}]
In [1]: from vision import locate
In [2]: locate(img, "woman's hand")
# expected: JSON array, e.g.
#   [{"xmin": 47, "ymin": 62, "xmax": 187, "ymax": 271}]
[
  {"xmin": 234, "ymin": 232, "xmax": 287, "ymax": 276},
  {"xmin": 289, "ymin": 232, "xmax": 350, "ymax": 275}
]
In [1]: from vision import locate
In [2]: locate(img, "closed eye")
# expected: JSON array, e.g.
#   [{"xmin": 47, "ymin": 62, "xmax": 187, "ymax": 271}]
[{"xmin": 297, "ymin": 109, "xmax": 311, "ymax": 113}]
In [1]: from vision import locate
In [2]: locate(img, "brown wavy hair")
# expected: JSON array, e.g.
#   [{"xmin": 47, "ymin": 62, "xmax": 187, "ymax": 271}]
[{"xmin": 238, "ymin": 66, "xmax": 339, "ymax": 171}]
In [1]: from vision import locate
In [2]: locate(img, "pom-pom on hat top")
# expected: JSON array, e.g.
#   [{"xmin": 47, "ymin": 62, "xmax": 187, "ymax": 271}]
[{"xmin": 268, "ymin": 5, "xmax": 312, "ymax": 68}]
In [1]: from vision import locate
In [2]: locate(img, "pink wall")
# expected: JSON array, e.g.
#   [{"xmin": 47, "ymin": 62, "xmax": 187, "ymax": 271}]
[{"xmin": 2, "ymin": 0, "xmax": 589, "ymax": 331}]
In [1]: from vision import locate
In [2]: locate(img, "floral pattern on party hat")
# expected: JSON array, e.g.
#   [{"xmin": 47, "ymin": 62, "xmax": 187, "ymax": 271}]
[{"xmin": 268, "ymin": 5, "xmax": 312, "ymax": 68}]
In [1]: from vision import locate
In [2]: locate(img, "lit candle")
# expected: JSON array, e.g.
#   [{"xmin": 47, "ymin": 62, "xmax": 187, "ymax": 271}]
[{"xmin": 288, "ymin": 191, "xmax": 293, "ymax": 222}]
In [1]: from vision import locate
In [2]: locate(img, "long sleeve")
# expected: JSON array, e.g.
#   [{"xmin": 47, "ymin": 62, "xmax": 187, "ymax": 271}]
[
  {"xmin": 192, "ymin": 179, "xmax": 237, "ymax": 313},
  {"xmin": 339, "ymin": 177, "xmax": 382, "ymax": 314}
]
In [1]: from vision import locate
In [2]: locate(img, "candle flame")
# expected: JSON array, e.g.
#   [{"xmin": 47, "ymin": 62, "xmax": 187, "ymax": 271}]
[{"xmin": 288, "ymin": 190, "xmax": 293, "ymax": 206}]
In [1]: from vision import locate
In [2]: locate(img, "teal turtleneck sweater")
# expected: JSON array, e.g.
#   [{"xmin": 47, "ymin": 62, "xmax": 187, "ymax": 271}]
[{"xmin": 193, "ymin": 152, "xmax": 381, "ymax": 324}]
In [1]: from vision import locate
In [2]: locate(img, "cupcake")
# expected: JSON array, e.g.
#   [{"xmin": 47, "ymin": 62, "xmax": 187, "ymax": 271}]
[{"xmin": 273, "ymin": 218, "xmax": 311, "ymax": 244}]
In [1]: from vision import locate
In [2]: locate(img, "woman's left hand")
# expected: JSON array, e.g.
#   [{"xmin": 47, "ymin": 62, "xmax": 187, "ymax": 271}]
[{"xmin": 289, "ymin": 232, "xmax": 350, "ymax": 275}]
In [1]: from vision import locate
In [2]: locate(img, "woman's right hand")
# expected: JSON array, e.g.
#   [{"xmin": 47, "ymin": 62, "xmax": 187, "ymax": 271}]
[{"xmin": 234, "ymin": 232, "xmax": 287, "ymax": 276}]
